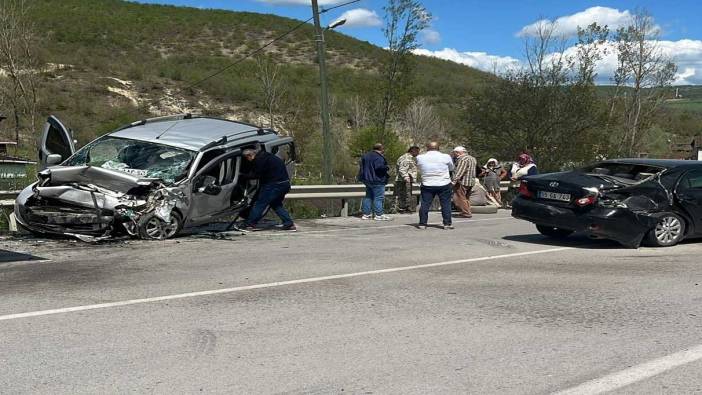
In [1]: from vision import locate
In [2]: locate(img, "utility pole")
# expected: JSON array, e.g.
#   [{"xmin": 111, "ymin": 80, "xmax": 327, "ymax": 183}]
[{"xmin": 311, "ymin": 0, "xmax": 334, "ymax": 184}]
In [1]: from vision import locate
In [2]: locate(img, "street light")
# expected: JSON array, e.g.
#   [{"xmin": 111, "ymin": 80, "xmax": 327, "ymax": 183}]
[
  {"xmin": 311, "ymin": 0, "xmax": 345, "ymax": 185},
  {"xmin": 327, "ymin": 18, "xmax": 346, "ymax": 30}
]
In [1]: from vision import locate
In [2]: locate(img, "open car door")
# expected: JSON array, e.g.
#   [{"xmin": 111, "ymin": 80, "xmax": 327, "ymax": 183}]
[
  {"xmin": 39, "ymin": 115, "xmax": 75, "ymax": 170},
  {"xmin": 264, "ymin": 137, "xmax": 296, "ymax": 178}
]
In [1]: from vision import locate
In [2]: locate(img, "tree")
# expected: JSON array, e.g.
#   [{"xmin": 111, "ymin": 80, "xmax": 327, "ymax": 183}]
[
  {"xmin": 377, "ymin": 0, "xmax": 430, "ymax": 135},
  {"xmin": 254, "ymin": 54, "xmax": 284, "ymax": 129},
  {"xmin": 466, "ymin": 22, "xmax": 610, "ymax": 171},
  {"xmin": 610, "ymin": 9, "xmax": 677, "ymax": 156},
  {"xmin": 0, "ymin": 0, "xmax": 41, "ymax": 143},
  {"xmin": 401, "ymin": 97, "xmax": 444, "ymax": 143}
]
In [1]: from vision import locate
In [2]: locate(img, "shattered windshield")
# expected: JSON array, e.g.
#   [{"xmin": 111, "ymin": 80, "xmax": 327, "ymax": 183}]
[{"xmin": 64, "ymin": 137, "xmax": 195, "ymax": 185}]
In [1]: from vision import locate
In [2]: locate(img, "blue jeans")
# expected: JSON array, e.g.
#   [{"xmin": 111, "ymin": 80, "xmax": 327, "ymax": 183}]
[
  {"xmin": 362, "ymin": 183, "xmax": 386, "ymax": 216},
  {"xmin": 419, "ymin": 184, "xmax": 453, "ymax": 226},
  {"xmin": 246, "ymin": 181, "xmax": 293, "ymax": 226}
]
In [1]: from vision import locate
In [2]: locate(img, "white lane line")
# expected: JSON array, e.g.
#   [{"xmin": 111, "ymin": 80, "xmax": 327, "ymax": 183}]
[
  {"xmin": 0, "ymin": 246, "xmax": 569, "ymax": 322},
  {"xmin": 554, "ymin": 344, "xmax": 702, "ymax": 395},
  {"xmin": 249, "ymin": 216, "xmax": 516, "ymax": 236}
]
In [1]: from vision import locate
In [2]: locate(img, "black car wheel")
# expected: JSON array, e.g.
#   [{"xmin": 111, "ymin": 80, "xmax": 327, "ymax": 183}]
[
  {"xmin": 645, "ymin": 213, "xmax": 685, "ymax": 247},
  {"xmin": 138, "ymin": 211, "xmax": 182, "ymax": 240},
  {"xmin": 536, "ymin": 224, "xmax": 574, "ymax": 238}
]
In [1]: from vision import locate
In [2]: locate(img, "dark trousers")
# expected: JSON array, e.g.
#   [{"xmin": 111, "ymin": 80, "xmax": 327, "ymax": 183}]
[
  {"xmin": 246, "ymin": 181, "xmax": 293, "ymax": 226},
  {"xmin": 394, "ymin": 178, "xmax": 414, "ymax": 212},
  {"xmin": 419, "ymin": 183, "xmax": 453, "ymax": 226}
]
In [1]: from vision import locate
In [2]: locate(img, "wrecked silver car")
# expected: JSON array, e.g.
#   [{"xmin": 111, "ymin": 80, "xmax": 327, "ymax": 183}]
[
  {"xmin": 512, "ymin": 159, "xmax": 702, "ymax": 248},
  {"xmin": 15, "ymin": 114, "xmax": 295, "ymax": 240}
]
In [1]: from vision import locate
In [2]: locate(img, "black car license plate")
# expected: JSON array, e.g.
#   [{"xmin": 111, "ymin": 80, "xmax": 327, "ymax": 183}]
[{"xmin": 538, "ymin": 191, "xmax": 571, "ymax": 202}]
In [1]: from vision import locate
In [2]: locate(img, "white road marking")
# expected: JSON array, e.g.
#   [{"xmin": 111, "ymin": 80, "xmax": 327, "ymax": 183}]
[
  {"xmin": 554, "ymin": 344, "xmax": 702, "ymax": 395},
  {"xmin": 0, "ymin": 246, "xmax": 569, "ymax": 322}
]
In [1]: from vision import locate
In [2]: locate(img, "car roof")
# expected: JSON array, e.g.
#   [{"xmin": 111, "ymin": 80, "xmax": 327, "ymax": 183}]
[
  {"xmin": 108, "ymin": 116, "xmax": 270, "ymax": 151},
  {"xmin": 602, "ymin": 158, "xmax": 702, "ymax": 168}
]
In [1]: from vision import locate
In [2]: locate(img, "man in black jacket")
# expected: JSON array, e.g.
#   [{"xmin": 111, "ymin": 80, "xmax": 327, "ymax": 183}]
[{"xmin": 242, "ymin": 148, "xmax": 296, "ymax": 231}]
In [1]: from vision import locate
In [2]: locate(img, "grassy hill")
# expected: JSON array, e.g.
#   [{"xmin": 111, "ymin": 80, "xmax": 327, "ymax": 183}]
[{"xmin": 10, "ymin": 0, "xmax": 491, "ymax": 161}]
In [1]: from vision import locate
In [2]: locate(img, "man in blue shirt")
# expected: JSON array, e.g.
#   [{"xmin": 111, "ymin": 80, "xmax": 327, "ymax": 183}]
[{"xmin": 358, "ymin": 143, "xmax": 391, "ymax": 221}]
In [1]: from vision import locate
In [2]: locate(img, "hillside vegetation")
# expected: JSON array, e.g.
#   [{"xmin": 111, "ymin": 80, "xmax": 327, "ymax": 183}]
[{"xmin": 1, "ymin": 0, "xmax": 492, "ymax": 178}]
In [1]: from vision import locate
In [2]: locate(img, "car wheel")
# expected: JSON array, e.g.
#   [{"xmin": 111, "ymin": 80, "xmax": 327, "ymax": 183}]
[
  {"xmin": 138, "ymin": 211, "xmax": 182, "ymax": 240},
  {"xmin": 645, "ymin": 213, "xmax": 685, "ymax": 247},
  {"xmin": 536, "ymin": 224, "xmax": 574, "ymax": 238}
]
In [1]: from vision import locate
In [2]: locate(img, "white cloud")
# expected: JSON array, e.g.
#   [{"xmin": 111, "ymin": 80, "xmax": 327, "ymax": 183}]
[
  {"xmin": 420, "ymin": 29, "xmax": 441, "ymax": 45},
  {"xmin": 518, "ymin": 6, "xmax": 635, "ymax": 37},
  {"xmin": 414, "ymin": 39, "xmax": 702, "ymax": 85},
  {"xmin": 256, "ymin": 0, "xmax": 344, "ymax": 6},
  {"xmin": 332, "ymin": 8, "xmax": 382, "ymax": 28},
  {"xmin": 413, "ymin": 48, "xmax": 520, "ymax": 73}
]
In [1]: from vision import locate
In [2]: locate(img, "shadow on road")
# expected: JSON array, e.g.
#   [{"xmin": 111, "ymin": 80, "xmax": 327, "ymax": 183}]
[{"xmin": 502, "ymin": 233, "xmax": 623, "ymax": 249}]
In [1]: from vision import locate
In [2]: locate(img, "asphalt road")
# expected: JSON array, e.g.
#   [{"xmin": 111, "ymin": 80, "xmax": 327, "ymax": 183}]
[{"xmin": 1, "ymin": 211, "xmax": 701, "ymax": 394}]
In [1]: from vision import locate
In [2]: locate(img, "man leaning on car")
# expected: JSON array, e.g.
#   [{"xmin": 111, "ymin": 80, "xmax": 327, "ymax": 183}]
[{"xmin": 242, "ymin": 148, "xmax": 296, "ymax": 231}]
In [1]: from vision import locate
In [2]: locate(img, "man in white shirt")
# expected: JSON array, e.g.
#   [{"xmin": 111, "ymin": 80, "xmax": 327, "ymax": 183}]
[{"xmin": 416, "ymin": 142, "xmax": 455, "ymax": 229}]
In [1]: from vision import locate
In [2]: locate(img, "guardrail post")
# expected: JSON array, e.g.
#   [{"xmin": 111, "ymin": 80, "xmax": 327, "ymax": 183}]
[{"xmin": 340, "ymin": 199, "xmax": 349, "ymax": 217}]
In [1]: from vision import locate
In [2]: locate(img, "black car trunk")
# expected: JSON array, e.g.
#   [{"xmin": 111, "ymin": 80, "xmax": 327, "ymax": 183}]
[{"xmin": 521, "ymin": 171, "xmax": 630, "ymax": 208}]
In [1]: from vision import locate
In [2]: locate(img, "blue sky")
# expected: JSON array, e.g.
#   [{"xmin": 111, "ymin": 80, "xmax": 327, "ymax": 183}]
[{"xmin": 134, "ymin": 0, "xmax": 702, "ymax": 84}]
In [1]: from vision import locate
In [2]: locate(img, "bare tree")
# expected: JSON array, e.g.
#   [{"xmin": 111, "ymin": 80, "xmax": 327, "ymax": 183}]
[
  {"xmin": 347, "ymin": 95, "xmax": 369, "ymax": 131},
  {"xmin": 611, "ymin": 9, "xmax": 677, "ymax": 156},
  {"xmin": 401, "ymin": 97, "xmax": 443, "ymax": 143},
  {"xmin": 378, "ymin": 0, "xmax": 430, "ymax": 135},
  {"xmin": 255, "ymin": 54, "xmax": 284, "ymax": 129},
  {"xmin": 0, "ymin": 0, "xmax": 41, "ymax": 143}
]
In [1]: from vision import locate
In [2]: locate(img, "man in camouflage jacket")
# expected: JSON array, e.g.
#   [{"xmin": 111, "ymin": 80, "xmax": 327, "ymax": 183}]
[{"xmin": 394, "ymin": 145, "xmax": 420, "ymax": 213}]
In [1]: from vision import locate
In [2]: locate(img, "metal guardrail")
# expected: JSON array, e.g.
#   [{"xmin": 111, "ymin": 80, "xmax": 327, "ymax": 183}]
[{"xmin": 0, "ymin": 181, "xmax": 517, "ymax": 209}]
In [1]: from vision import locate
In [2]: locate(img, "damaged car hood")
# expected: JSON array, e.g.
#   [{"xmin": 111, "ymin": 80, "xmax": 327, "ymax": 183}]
[{"xmin": 37, "ymin": 165, "xmax": 161, "ymax": 193}]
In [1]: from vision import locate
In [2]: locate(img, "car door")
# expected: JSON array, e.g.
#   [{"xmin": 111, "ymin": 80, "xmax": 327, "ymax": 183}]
[
  {"xmin": 264, "ymin": 137, "xmax": 296, "ymax": 178},
  {"xmin": 675, "ymin": 168, "xmax": 702, "ymax": 234},
  {"xmin": 188, "ymin": 149, "xmax": 244, "ymax": 225},
  {"xmin": 39, "ymin": 115, "xmax": 75, "ymax": 170}
]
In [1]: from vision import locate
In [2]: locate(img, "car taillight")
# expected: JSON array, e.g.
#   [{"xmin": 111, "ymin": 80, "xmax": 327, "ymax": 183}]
[
  {"xmin": 575, "ymin": 195, "xmax": 597, "ymax": 206},
  {"xmin": 518, "ymin": 181, "xmax": 533, "ymax": 199}
]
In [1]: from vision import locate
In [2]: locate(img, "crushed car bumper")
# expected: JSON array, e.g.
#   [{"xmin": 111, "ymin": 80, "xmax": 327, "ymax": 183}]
[{"xmin": 511, "ymin": 197, "xmax": 658, "ymax": 248}]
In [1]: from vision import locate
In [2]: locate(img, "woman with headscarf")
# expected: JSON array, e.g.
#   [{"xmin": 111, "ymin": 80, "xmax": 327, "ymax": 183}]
[
  {"xmin": 509, "ymin": 153, "xmax": 538, "ymax": 181},
  {"xmin": 479, "ymin": 158, "xmax": 507, "ymax": 206}
]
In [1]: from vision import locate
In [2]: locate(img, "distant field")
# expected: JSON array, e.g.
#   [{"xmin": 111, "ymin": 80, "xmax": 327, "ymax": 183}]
[{"xmin": 664, "ymin": 99, "xmax": 702, "ymax": 112}]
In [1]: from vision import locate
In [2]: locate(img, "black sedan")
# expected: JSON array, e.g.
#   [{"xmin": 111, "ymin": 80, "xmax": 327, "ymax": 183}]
[{"xmin": 511, "ymin": 159, "xmax": 702, "ymax": 248}]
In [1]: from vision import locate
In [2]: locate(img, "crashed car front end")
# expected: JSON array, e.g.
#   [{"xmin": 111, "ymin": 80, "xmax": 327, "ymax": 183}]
[{"xmin": 15, "ymin": 165, "xmax": 188, "ymax": 241}]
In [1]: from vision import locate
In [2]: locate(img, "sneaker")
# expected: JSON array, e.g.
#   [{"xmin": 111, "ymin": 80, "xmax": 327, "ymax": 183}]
[
  {"xmin": 374, "ymin": 214, "xmax": 392, "ymax": 221},
  {"xmin": 280, "ymin": 223, "xmax": 297, "ymax": 232},
  {"xmin": 361, "ymin": 214, "xmax": 373, "ymax": 220},
  {"xmin": 443, "ymin": 224, "xmax": 454, "ymax": 230},
  {"xmin": 242, "ymin": 224, "xmax": 258, "ymax": 232}
]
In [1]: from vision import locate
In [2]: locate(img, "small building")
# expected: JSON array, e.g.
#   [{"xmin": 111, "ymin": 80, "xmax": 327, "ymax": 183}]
[{"xmin": 670, "ymin": 135, "xmax": 702, "ymax": 160}]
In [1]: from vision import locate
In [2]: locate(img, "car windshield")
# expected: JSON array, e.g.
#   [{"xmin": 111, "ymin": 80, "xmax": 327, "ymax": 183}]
[
  {"xmin": 64, "ymin": 137, "xmax": 195, "ymax": 185},
  {"xmin": 580, "ymin": 162, "xmax": 665, "ymax": 182}
]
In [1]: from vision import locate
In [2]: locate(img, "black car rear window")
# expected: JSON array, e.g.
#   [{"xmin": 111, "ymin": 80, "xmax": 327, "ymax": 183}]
[{"xmin": 580, "ymin": 162, "xmax": 665, "ymax": 181}]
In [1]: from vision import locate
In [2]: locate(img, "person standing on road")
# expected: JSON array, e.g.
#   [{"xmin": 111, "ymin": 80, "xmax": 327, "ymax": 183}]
[
  {"xmin": 242, "ymin": 148, "xmax": 296, "ymax": 231},
  {"xmin": 358, "ymin": 143, "xmax": 392, "ymax": 221},
  {"xmin": 416, "ymin": 142, "xmax": 454, "ymax": 229},
  {"xmin": 452, "ymin": 146, "xmax": 477, "ymax": 218},
  {"xmin": 479, "ymin": 158, "xmax": 507, "ymax": 206},
  {"xmin": 394, "ymin": 145, "xmax": 420, "ymax": 213}
]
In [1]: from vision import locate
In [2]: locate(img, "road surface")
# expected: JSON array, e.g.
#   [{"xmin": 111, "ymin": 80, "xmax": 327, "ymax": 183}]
[{"xmin": 1, "ymin": 211, "xmax": 701, "ymax": 394}]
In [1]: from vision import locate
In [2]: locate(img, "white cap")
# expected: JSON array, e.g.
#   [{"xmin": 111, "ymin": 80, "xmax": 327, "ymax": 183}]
[{"xmin": 453, "ymin": 146, "xmax": 466, "ymax": 152}]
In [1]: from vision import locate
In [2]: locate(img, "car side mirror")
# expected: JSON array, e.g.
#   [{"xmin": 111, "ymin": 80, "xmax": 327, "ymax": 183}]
[{"xmin": 46, "ymin": 154, "xmax": 63, "ymax": 166}]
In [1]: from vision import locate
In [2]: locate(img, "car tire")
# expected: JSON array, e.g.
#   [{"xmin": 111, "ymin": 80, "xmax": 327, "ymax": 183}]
[
  {"xmin": 645, "ymin": 212, "xmax": 685, "ymax": 247},
  {"xmin": 138, "ymin": 211, "xmax": 182, "ymax": 240},
  {"xmin": 536, "ymin": 224, "xmax": 574, "ymax": 238}
]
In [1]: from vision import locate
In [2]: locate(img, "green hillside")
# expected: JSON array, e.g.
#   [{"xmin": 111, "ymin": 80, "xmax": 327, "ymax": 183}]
[{"xmin": 10, "ymin": 0, "xmax": 491, "ymax": 169}]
